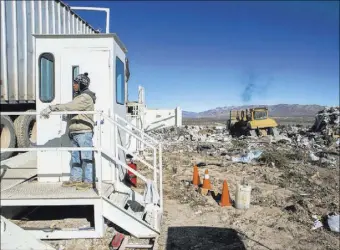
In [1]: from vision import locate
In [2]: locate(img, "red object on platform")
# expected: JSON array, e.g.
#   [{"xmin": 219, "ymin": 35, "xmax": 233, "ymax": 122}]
[{"xmin": 127, "ymin": 162, "xmax": 137, "ymax": 187}]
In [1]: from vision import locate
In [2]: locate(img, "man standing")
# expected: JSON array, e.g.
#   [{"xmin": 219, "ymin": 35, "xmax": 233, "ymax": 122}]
[{"xmin": 40, "ymin": 72, "xmax": 96, "ymax": 190}]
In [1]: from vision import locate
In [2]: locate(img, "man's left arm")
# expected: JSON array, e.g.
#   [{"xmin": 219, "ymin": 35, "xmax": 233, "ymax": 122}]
[
  {"xmin": 50, "ymin": 95, "xmax": 90, "ymax": 111},
  {"xmin": 40, "ymin": 95, "xmax": 91, "ymax": 118}
]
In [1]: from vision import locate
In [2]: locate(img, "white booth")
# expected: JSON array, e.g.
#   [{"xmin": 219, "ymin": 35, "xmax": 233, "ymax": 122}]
[{"xmin": 35, "ymin": 34, "xmax": 128, "ymax": 183}]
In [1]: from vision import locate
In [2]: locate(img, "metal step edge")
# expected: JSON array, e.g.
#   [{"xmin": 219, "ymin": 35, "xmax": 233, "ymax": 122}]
[
  {"xmin": 109, "ymin": 191, "xmax": 130, "ymax": 208},
  {"xmin": 102, "ymin": 197, "xmax": 159, "ymax": 238}
]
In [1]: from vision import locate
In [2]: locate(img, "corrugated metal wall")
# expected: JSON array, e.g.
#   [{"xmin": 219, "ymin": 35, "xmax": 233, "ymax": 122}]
[{"xmin": 0, "ymin": 0, "xmax": 97, "ymax": 103}]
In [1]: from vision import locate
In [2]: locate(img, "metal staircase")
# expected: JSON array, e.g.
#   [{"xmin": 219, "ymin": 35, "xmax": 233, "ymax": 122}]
[
  {"xmin": 0, "ymin": 111, "xmax": 163, "ymax": 246},
  {"xmin": 102, "ymin": 184, "xmax": 160, "ymax": 238},
  {"xmin": 100, "ymin": 113, "xmax": 163, "ymax": 240}
]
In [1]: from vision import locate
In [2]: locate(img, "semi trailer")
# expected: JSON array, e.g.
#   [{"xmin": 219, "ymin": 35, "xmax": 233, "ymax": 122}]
[{"xmin": 0, "ymin": 0, "xmax": 98, "ymax": 160}]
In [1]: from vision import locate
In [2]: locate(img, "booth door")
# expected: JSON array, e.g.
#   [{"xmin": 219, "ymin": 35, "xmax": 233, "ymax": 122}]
[
  {"xmin": 36, "ymin": 52, "xmax": 62, "ymax": 182},
  {"xmin": 113, "ymin": 54, "xmax": 128, "ymax": 181},
  {"xmin": 59, "ymin": 49, "xmax": 86, "ymax": 181},
  {"xmin": 59, "ymin": 49, "xmax": 112, "ymax": 182}
]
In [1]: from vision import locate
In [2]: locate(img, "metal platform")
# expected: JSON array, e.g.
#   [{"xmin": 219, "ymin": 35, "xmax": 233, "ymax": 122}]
[
  {"xmin": 1, "ymin": 182, "xmax": 99, "ymax": 199},
  {"xmin": 0, "ymin": 180, "xmax": 159, "ymax": 240},
  {"xmin": 1, "ymin": 181, "xmax": 113, "ymax": 208},
  {"xmin": 0, "ymin": 181, "xmax": 111, "ymax": 239},
  {"xmin": 1, "ymin": 152, "xmax": 37, "ymax": 192}
]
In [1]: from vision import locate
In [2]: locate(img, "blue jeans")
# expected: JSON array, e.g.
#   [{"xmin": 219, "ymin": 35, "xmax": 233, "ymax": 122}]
[{"xmin": 70, "ymin": 132, "xmax": 94, "ymax": 183}]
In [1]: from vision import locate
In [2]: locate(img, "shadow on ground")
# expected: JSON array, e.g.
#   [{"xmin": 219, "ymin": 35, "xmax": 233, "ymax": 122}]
[{"xmin": 166, "ymin": 226, "xmax": 246, "ymax": 250}]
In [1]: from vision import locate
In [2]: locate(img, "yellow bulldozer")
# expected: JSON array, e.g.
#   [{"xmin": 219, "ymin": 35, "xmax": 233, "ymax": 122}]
[{"xmin": 227, "ymin": 107, "xmax": 279, "ymax": 137}]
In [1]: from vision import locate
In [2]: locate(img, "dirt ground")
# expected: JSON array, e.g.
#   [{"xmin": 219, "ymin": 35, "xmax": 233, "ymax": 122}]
[{"xmin": 155, "ymin": 149, "xmax": 340, "ymax": 250}]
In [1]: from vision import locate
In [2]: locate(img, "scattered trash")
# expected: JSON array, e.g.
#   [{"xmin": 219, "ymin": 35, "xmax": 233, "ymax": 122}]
[
  {"xmin": 311, "ymin": 215, "xmax": 323, "ymax": 230},
  {"xmin": 197, "ymin": 162, "xmax": 207, "ymax": 167},
  {"xmin": 327, "ymin": 214, "xmax": 340, "ymax": 233},
  {"xmin": 309, "ymin": 152, "xmax": 320, "ymax": 162},
  {"xmin": 232, "ymin": 150, "xmax": 263, "ymax": 163}
]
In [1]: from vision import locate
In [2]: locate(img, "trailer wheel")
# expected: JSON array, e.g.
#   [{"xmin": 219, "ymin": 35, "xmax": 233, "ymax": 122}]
[
  {"xmin": 14, "ymin": 110, "xmax": 37, "ymax": 148},
  {"xmin": 1, "ymin": 115, "xmax": 16, "ymax": 161}
]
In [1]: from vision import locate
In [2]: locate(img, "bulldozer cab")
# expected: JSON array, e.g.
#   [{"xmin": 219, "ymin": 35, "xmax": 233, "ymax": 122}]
[{"xmin": 251, "ymin": 108, "xmax": 268, "ymax": 120}]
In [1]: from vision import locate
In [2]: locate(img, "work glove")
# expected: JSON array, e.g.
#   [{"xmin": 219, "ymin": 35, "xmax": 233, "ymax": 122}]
[{"xmin": 40, "ymin": 106, "xmax": 52, "ymax": 119}]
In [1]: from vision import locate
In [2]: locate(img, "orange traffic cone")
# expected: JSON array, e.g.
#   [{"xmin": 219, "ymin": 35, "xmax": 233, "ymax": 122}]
[
  {"xmin": 192, "ymin": 165, "xmax": 200, "ymax": 186},
  {"xmin": 202, "ymin": 169, "xmax": 212, "ymax": 190},
  {"xmin": 220, "ymin": 180, "xmax": 232, "ymax": 207}
]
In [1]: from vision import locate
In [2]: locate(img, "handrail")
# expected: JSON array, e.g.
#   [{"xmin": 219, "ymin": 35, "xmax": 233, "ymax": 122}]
[
  {"xmin": 101, "ymin": 150, "xmax": 148, "ymax": 183},
  {"xmin": 159, "ymin": 143, "xmax": 163, "ymax": 211},
  {"xmin": 1, "ymin": 111, "xmax": 102, "ymax": 116},
  {"xmin": 116, "ymin": 113, "xmax": 157, "ymax": 144},
  {"xmin": 116, "ymin": 144, "xmax": 159, "ymax": 173},
  {"xmin": 103, "ymin": 114, "xmax": 156, "ymax": 150},
  {"xmin": 0, "ymin": 147, "xmax": 96, "ymax": 152},
  {"xmin": 115, "ymin": 114, "xmax": 159, "ymax": 145},
  {"xmin": 109, "ymin": 113, "xmax": 162, "ymax": 211}
]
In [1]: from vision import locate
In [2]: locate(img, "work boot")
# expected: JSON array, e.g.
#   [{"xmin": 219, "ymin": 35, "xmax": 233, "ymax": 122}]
[
  {"xmin": 62, "ymin": 181, "xmax": 81, "ymax": 187},
  {"xmin": 76, "ymin": 182, "xmax": 93, "ymax": 191}
]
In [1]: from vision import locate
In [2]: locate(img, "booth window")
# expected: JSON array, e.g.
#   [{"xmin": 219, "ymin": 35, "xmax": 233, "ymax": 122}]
[
  {"xmin": 116, "ymin": 57, "xmax": 125, "ymax": 105},
  {"xmin": 72, "ymin": 66, "xmax": 79, "ymax": 80},
  {"xmin": 72, "ymin": 66, "xmax": 79, "ymax": 98},
  {"xmin": 39, "ymin": 53, "xmax": 55, "ymax": 102}
]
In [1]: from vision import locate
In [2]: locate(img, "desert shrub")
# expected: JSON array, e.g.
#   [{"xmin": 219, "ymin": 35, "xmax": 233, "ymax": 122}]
[
  {"xmin": 285, "ymin": 148, "xmax": 306, "ymax": 161},
  {"xmin": 231, "ymin": 139, "xmax": 248, "ymax": 148},
  {"xmin": 259, "ymin": 149, "xmax": 289, "ymax": 168}
]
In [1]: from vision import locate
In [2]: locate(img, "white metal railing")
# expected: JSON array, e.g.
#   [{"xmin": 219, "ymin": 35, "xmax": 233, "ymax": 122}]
[
  {"xmin": 105, "ymin": 114, "xmax": 163, "ymax": 210},
  {"xmin": 126, "ymin": 114, "xmax": 145, "ymax": 153},
  {"xmin": 70, "ymin": 6, "xmax": 110, "ymax": 34},
  {"xmin": 113, "ymin": 113, "xmax": 163, "ymax": 210},
  {"xmin": 0, "ymin": 110, "xmax": 163, "ymax": 228},
  {"xmin": 119, "ymin": 114, "xmax": 158, "ymax": 145}
]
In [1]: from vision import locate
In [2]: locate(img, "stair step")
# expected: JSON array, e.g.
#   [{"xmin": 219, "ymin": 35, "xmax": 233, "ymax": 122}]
[
  {"xmin": 102, "ymin": 197, "xmax": 159, "ymax": 238},
  {"xmin": 125, "ymin": 204, "xmax": 144, "ymax": 220},
  {"xmin": 109, "ymin": 191, "xmax": 130, "ymax": 208},
  {"xmin": 109, "ymin": 190, "xmax": 145, "ymax": 220}
]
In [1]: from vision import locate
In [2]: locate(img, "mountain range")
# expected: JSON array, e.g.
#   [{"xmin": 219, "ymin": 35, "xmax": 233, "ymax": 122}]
[{"xmin": 183, "ymin": 104, "xmax": 325, "ymax": 118}]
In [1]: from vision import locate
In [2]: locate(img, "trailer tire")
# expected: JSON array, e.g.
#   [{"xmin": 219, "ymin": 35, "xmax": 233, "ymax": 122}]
[
  {"xmin": 1, "ymin": 115, "xmax": 16, "ymax": 161},
  {"xmin": 14, "ymin": 110, "xmax": 37, "ymax": 148}
]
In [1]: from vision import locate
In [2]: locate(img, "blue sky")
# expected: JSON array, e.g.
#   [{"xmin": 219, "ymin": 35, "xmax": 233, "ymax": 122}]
[{"xmin": 67, "ymin": 1, "xmax": 339, "ymax": 112}]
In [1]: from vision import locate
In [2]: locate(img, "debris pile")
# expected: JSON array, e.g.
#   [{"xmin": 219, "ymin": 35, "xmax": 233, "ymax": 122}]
[
  {"xmin": 312, "ymin": 106, "xmax": 340, "ymax": 135},
  {"xmin": 148, "ymin": 107, "xmax": 340, "ymax": 168},
  {"xmin": 148, "ymin": 125, "xmax": 231, "ymax": 144}
]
